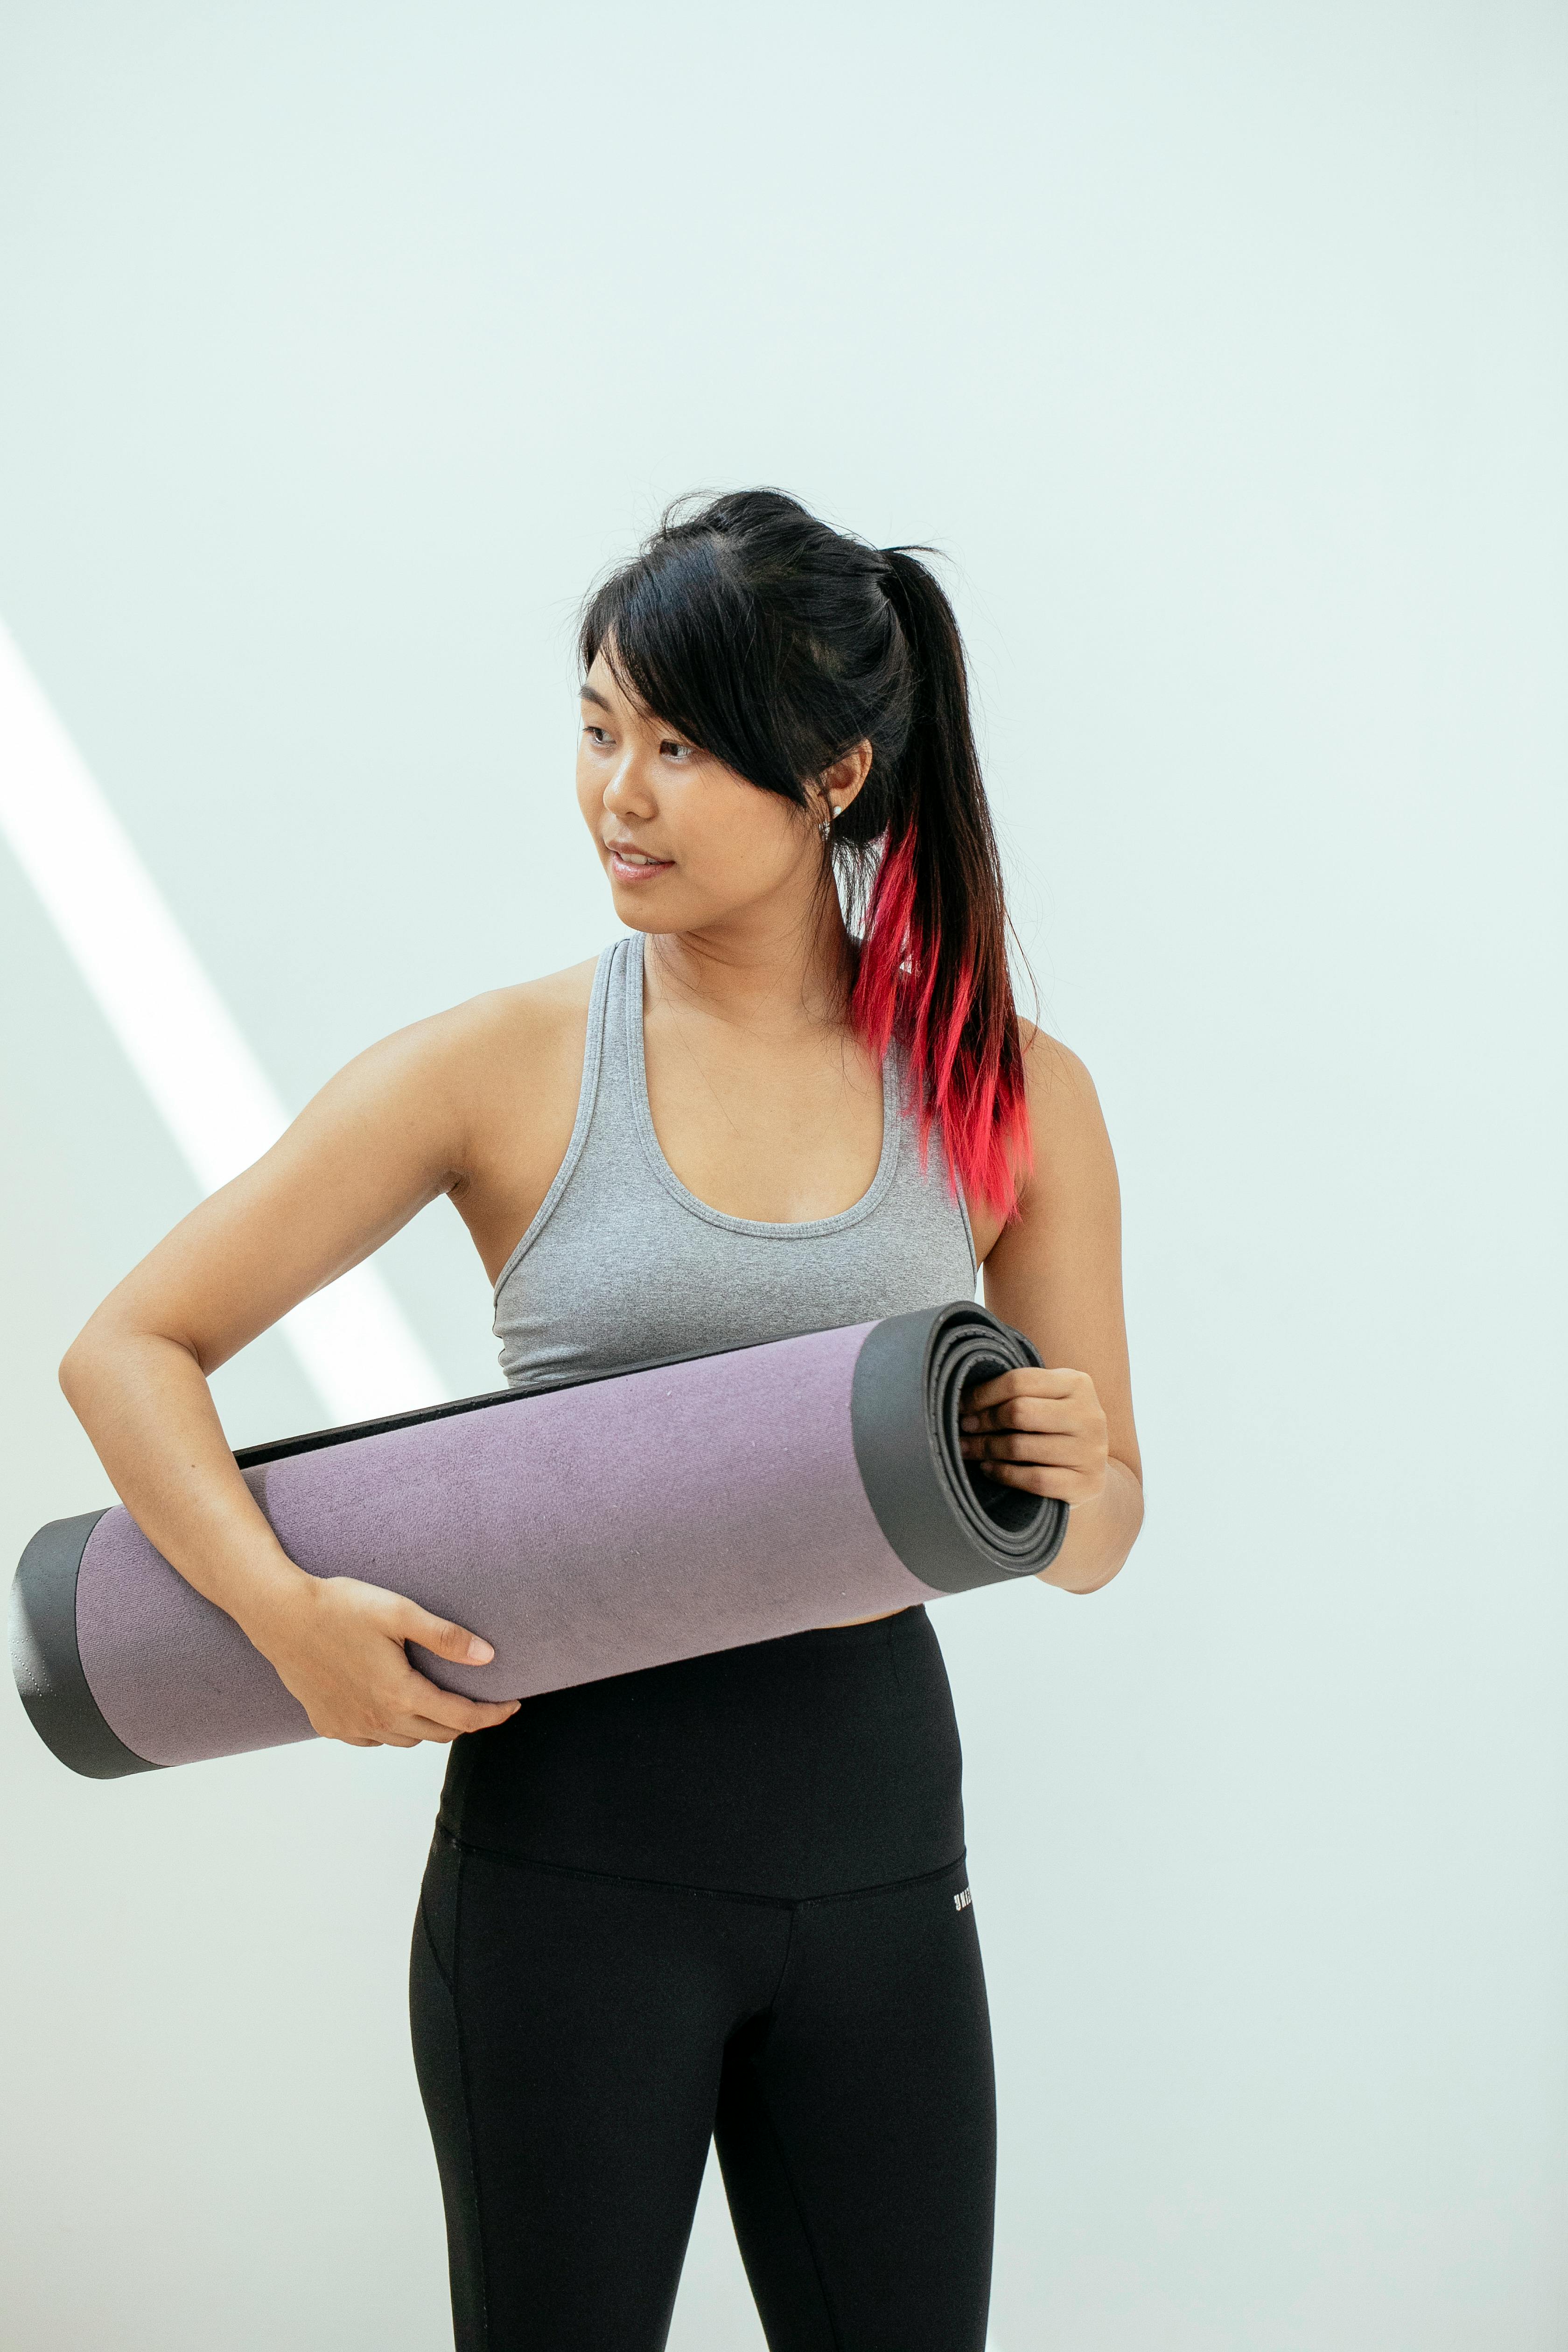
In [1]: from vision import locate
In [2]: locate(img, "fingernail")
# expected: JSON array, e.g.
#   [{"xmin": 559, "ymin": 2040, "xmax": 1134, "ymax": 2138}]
[
  {"xmin": 959, "ymin": 1414, "xmax": 976, "ymax": 1431},
  {"xmin": 466, "ymin": 1638, "xmax": 494, "ymax": 1664}
]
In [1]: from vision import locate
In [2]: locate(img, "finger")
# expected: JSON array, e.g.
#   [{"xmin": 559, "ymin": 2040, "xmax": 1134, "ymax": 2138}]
[
  {"xmin": 397, "ymin": 1667, "xmax": 521, "ymax": 1736},
  {"xmin": 962, "ymin": 1367, "xmax": 1083, "ymax": 1414},
  {"xmin": 962, "ymin": 1431, "xmax": 1087, "ymax": 1465},
  {"xmin": 403, "ymin": 1701, "xmax": 520, "ymax": 1738},
  {"xmin": 960, "ymin": 1396, "xmax": 1080, "ymax": 1436},
  {"xmin": 985, "ymin": 1462, "xmax": 1084, "ymax": 1499},
  {"xmin": 388, "ymin": 1698, "xmax": 518, "ymax": 1744},
  {"xmin": 399, "ymin": 1605, "xmax": 497, "ymax": 1667}
]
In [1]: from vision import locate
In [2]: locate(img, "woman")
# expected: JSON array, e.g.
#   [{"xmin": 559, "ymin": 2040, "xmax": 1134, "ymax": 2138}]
[{"xmin": 59, "ymin": 489, "xmax": 1143, "ymax": 2349}]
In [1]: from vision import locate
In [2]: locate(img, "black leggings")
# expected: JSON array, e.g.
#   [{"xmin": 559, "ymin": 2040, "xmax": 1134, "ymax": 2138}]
[{"xmin": 409, "ymin": 1604, "xmax": 996, "ymax": 2350}]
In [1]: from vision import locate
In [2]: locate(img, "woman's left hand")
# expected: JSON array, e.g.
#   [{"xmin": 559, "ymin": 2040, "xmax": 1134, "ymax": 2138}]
[{"xmin": 958, "ymin": 1366, "xmax": 1110, "ymax": 1508}]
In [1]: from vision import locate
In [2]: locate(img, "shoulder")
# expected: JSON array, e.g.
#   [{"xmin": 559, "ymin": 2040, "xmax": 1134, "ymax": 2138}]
[
  {"xmin": 966, "ymin": 1020, "xmax": 1112, "ymax": 1262},
  {"xmin": 368, "ymin": 954, "xmax": 602, "ymax": 1085},
  {"xmin": 1013, "ymin": 1019, "xmax": 1118, "ymax": 1216},
  {"xmin": 449, "ymin": 952, "xmax": 602, "ymax": 1037},
  {"xmin": 442, "ymin": 954, "xmax": 602, "ymax": 1057},
  {"xmin": 1018, "ymin": 1018, "xmax": 1106, "ymax": 1141},
  {"xmin": 1018, "ymin": 1018, "xmax": 1098, "ymax": 1113},
  {"xmin": 308, "ymin": 954, "xmax": 603, "ymax": 1166}
]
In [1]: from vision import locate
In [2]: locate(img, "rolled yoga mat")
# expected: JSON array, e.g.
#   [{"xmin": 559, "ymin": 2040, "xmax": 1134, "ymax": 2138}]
[{"xmin": 11, "ymin": 1300, "xmax": 1067, "ymax": 1780}]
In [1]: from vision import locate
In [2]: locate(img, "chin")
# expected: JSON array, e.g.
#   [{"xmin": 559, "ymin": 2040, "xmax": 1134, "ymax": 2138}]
[{"xmin": 607, "ymin": 889, "xmax": 686, "ymax": 934}]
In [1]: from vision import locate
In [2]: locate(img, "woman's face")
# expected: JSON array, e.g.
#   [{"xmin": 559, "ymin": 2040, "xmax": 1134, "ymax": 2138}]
[{"xmin": 574, "ymin": 649, "xmax": 839, "ymax": 937}]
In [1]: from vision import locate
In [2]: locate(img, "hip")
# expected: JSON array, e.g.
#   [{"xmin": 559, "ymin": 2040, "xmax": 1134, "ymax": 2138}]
[{"xmin": 437, "ymin": 1602, "xmax": 966, "ymax": 1900}]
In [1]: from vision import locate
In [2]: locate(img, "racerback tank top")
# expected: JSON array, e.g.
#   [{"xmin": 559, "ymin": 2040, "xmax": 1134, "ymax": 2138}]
[{"xmin": 491, "ymin": 931, "xmax": 978, "ymax": 1392}]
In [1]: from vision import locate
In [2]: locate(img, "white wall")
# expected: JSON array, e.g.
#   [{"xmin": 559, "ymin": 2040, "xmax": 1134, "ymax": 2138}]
[{"xmin": 2, "ymin": 5, "xmax": 1564, "ymax": 2345}]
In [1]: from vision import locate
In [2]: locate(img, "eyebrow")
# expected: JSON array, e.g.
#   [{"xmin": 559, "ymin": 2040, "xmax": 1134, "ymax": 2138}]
[{"xmin": 578, "ymin": 683, "xmax": 613, "ymax": 711}]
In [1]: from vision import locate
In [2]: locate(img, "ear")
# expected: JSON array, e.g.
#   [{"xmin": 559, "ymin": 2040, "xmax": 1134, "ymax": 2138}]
[{"xmin": 814, "ymin": 739, "xmax": 874, "ymax": 825}]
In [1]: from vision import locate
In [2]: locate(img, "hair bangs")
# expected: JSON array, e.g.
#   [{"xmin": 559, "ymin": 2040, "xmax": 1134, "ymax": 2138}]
[{"xmin": 580, "ymin": 537, "xmax": 806, "ymax": 804}]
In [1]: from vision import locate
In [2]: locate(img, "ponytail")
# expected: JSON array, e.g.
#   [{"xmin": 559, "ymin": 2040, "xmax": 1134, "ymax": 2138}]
[
  {"xmin": 579, "ymin": 489, "xmax": 1032, "ymax": 1223},
  {"xmin": 847, "ymin": 550, "xmax": 1031, "ymax": 1223}
]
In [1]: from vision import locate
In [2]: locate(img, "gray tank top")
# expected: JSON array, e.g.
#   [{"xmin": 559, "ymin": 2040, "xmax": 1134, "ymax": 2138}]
[{"xmin": 492, "ymin": 931, "xmax": 978, "ymax": 1392}]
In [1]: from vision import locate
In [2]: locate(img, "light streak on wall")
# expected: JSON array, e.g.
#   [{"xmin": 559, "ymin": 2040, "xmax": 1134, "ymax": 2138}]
[{"xmin": 0, "ymin": 620, "xmax": 447, "ymax": 1424}]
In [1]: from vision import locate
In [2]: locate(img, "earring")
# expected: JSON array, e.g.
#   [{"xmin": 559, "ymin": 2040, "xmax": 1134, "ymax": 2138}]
[{"xmin": 819, "ymin": 805, "xmax": 836, "ymax": 841}]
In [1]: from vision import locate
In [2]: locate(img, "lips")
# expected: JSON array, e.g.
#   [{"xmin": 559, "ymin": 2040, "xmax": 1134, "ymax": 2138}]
[{"xmin": 605, "ymin": 841, "xmax": 675, "ymax": 882}]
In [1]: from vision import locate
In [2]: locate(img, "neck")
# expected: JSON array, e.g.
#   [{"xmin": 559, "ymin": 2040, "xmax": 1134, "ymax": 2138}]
[{"xmin": 643, "ymin": 876, "xmax": 855, "ymax": 1034}]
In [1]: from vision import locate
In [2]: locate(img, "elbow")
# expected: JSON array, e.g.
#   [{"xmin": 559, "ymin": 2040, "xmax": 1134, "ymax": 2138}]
[
  {"xmin": 1044, "ymin": 1465, "xmax": 1145, "ymax": 1596},
  {"xmin": 61, "ymin": 1316, "xmax": 204, "ymax": 1407},
  {"xmin": 58, "ymin": 1311, "xmax": 138, "ymax": 1407},
  {"xmin": 58, "ymin": 1323, "xmax": 108, "ymax": 1414},
  {"xmin": 1063, "ymin": 1554, "xmax": 1128, "ymax": 1597},
  {"xmin": 1098, "ymin": 1470, "xmax": 1146, "ymax": 1587},
  {"xmin": 58, "ymin": 1331, "xmax": 91, "ymax": 1404}
]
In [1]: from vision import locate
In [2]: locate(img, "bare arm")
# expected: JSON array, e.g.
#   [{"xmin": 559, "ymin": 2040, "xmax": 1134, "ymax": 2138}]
[
  {"xmin": 58, "ymin": 1001, "xmax": 523, "ymax": 1747},
  {"xmin": 966, "ymin": 1031, "xmax": 1144, "ymax": 1595}
]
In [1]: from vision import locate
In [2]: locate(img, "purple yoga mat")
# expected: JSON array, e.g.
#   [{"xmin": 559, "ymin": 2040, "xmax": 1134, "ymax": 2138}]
[{"xmin": 12, "ymin": 1303, "xmax": 1067, "ymax": 1778}]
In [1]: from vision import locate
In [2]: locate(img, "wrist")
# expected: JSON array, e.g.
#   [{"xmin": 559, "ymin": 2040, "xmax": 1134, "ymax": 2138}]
[{"xmin": 229, "ymin": 1554, "xmax": 320, "ymax": 1658}]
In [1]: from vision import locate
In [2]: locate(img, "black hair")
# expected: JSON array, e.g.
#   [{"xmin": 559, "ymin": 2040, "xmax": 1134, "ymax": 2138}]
[{"xmin": 579, "ymin": 488, "xmax": 1029, "ymax": 1216}]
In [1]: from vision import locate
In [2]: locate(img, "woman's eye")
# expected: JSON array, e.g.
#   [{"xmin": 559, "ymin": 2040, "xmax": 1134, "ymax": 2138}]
[
  {"xmin": 661, "ymin": 740, "xmax": 695, "ymax": 762},
  {"xmin": 584, "ymin": 726, "xmax": 611, "ymax": 746}
]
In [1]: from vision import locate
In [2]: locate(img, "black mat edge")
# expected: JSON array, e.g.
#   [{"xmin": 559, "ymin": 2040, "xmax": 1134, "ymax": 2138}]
[
  {"xmin": 9, "ymin": 1512, "xmax": 162, "ymax": 1779},
  {"xmin": 231, "ymin": 1326, "xmax": 811, "ymax": 1467},
  {"xmin": 849, "ymin": 1302, "xmax": 1070, "ymax": 1594}
]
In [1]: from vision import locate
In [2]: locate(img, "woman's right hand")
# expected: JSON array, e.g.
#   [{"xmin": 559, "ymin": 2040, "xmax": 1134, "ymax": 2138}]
[{"xmin": 247, "ymin": 1574, "xmax": 521, "ymax": 1749}]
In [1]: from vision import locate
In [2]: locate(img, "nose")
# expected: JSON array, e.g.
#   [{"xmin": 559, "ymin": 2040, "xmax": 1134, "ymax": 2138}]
[{"xmin": 601, "ymin": 744, "xmax": 658, "ymax": 824}]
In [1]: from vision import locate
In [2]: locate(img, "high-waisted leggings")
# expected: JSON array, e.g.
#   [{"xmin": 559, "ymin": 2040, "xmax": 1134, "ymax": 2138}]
[{"xmin": 409, "ymin": 1602, "xmax": 995, "ymax": 2351}]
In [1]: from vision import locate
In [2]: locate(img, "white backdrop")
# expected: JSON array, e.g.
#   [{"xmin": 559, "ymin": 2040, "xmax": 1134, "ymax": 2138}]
[{"xmin": 2, "ymin": 6, "xmax": 1565, "ymax": 2346}]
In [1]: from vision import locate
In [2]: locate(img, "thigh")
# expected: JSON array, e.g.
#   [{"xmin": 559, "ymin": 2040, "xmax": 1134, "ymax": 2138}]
[
  {"xmin": 714, "ymin": 1855, "xmax": 996, "ymax": 2352},
  {"xmin": 411, "ymin": 1829, "xmax": 784, "ymax": 2352}
]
